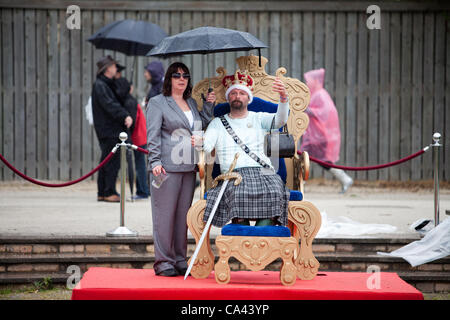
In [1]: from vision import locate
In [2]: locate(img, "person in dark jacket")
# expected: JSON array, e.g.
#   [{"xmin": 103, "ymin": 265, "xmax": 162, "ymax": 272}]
[
  {"xmin": 92, "ymin": 55, "xmax": 133, "ymax": 202},
  {"xmin": 144, "ymin": 61, "xmax": 165, "ymax": 107},
  {"xmin": 112, "ymin": 66, "xmax": 150, "ymax": 200}
]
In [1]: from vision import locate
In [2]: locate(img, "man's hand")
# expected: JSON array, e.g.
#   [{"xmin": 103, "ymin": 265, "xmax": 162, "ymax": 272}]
[
  {"xmin": 191, "ymin": 135, "xmax": 204, "ymax": 148},
  {"xmin": 206, "ymin": 91, "xmax": 216, "ymax": 104},
  {"xmin": 125, "ymin": 116, "xmax": 133, "ymax": 128},
  {"xmin": 152, "ymin": 165, "xmax": 166, "ymax": 176},
  {"xmin": 272, "ymin": 77, "xmax": 287, "ymax": 101}
]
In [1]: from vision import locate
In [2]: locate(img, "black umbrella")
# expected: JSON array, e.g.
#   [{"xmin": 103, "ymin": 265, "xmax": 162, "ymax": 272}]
[
  {"xmin": 88, "ymin": 19, "xmax": 167, "ymax": 80},
  {"xmin": 147, "ymin": 26, "xmax": 267, "ymax": 57},
  {"xmin": 147, "ymin": 26, "xmax": 268, "ymax": 91}
]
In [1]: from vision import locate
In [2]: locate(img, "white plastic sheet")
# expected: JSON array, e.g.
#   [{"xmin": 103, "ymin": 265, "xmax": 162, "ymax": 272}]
[
  {"xmin": 316, "ymin": 211, "xmax": 397, "ymax": 238},
  {"xmin": 377, "ymin": 218, "xmax": 450, "ymax": 267}
]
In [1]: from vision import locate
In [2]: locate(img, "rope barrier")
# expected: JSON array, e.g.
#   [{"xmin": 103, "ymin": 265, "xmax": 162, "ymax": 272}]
[
  {"xmin": 0, "ymin": 141, "xmax": 432, "ymax": 187},
  {"xmin": 134, "ymin": 145, "xmax": 149, "ymax": 154},
  {"xmin": 0, "ymin": 147, "xmax": 118, "ymax": 188},
  {"xmin": 299, "ymin": 146, "xmax": 429, "ymax": 171}
]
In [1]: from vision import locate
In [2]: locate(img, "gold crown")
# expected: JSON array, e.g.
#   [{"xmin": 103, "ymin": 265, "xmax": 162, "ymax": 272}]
[{"xmin": 222, "ymin": 69, "xmax": 254, "ymax": 92}]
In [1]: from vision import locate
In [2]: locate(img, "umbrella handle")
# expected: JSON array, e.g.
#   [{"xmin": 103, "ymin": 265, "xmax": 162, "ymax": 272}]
[{"xmin": 201, "ymin": 88, "xmax": 213, "ymax": 102}]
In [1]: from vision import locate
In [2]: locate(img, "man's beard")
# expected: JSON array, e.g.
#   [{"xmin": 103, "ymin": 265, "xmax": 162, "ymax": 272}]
[{"xmin": 230, "ymin": 100, "xmax": 245, "ymax": 111}]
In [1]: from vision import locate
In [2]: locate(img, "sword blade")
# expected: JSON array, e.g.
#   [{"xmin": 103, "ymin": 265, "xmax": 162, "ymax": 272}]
[{"xmin": 184, "ymin": 179, "xmax": 230, "ymax": 280}]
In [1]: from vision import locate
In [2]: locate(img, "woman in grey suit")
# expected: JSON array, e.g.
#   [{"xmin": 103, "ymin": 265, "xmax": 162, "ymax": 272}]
[{"xmin": 146, "ymin": 62, "xmax": 216, "ymax": 277}]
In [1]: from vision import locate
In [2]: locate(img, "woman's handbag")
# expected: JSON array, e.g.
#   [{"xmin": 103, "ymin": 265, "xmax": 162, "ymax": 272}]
[{"xmin": 264, "ymin": 116, "xmax": 295, "ymax": 158}]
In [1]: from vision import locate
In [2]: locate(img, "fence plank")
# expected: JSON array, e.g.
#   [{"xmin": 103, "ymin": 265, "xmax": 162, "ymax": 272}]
[
  {"xmin": 59, "ymin": 9, "xmax": 71, "ymax": 180},
  {"xmin": 36, "ymin": 10, "xmax": 48, "ymax": 179},
  {"xmin": 434, "ymin": 13, "xmax": 445, "ymax": 180},
  {"xmin": 125, "ymin": 10, "xmax": 137, "ymax": 85},
  {"xmin": 214, "ymin": 12, "xmax": 225, "ymax": 73},
  {"xmin": 356, "ymin": 12, "xmax": 368, "ymax": 180},
  {"xmin": 225, "ymin": 11, "xmax": 236, "ymax": 75},
  {"xmin": 91, "ymin": 10, "xmax": 104, "ymax": 167},
  {"xmin": 324, "ymin": 12, "xmax": 335, "ymax": 103},
  {"xmin": 378, "ymin": 11, "xmax": 390, "ymax": 181},
  {"xmin": 411, "ymin": 13, "xmax": 423, "ymax": 180},
  {"xmin": 47, "ymin": 9, "xmax": 59, "ymax": 180},
  {"xmin": 258, "ymin": 12, "xmax": 269, "ymax": 74},
  {"xmin": 422, "ymin": 13, "xmax": 434, "ymax": 179},
  {"xmin": 335, "ymin": 12, "xmax": 346, "ymax": 171},
  {"xmin": 204, "ymin": 11, "xmax": 215, "ymax": 80},
  {"xmin": 1, "ymin": 9, "xmax": 14, "ymax": 180},
  {"xmin": 269, "ymin": 12, "xmax": 280, "ymax": 76},
  {"xmin": 181, "ymin": 10, "xmax": 193, "ymax": 77},
  {"xmin": 13, "ymin": 9, "xmax": 26, "ymax": 177},
  {"xmin": 291, "ymin": 12, "xmax": 302, "ymax": 84},
  {"xmin": 81, "ymin": 9, "xmax": 93, "ymax": 178},
  {"xmin": 281, "ymin": 12, "xmax": 291, "ymax": 76},
  {"xmin": 191, "ymin": 11, "xmax": 203, "ymax": 84},
  {"xmin": 0, "ymin": 7, "xmax": 2, "ymax": 180},
  {"xmin": 367, "ymin": 24, "xmax": 379, "ymax": 181},
  {"xmin": 302, "ymin": 12, "xmax": 313, "ymax": 76},
  {"xmin": 24, "ymin": 9, "xmax": 37, "ymax": 178},
  {"xmin": 399, "ymin": 13, "xmax": 413, "ymax": 181},
  {"xmin": 446, "ymin": 17, "xmax": 450, "ymax": 181},
  {"xmin": 389, "ymin": 12, "xmax": 401, "ymax": 180},
  {"xmin": 313, "ymin": 12, "xmax": 324, "ymax": 70},
  {"xmin": 70, "ymin": 11, "xmax": 82, "ymax": 179},
  {"xmin": 345, "ymin": 13, "xmax": 357, "ymax": 179}
]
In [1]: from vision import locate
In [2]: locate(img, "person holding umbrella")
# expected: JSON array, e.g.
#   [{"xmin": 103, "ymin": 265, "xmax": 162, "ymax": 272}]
[
  {"xmin": 146, "ymin": 62, "xmax": 216, "ymax": 277},
  {"xmin": 92, "ymin": 55, "xmax": 133, "ymax": 202}
]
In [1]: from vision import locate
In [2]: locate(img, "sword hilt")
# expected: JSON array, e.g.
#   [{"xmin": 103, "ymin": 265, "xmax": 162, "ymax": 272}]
[{"xmin": 212, "ymin": 153, "xmax": 242, "ymax": 188}]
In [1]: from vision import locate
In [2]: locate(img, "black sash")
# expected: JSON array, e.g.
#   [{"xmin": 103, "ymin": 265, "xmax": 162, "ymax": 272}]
[{"xmin": 219, "ymin": 115, "xmax": 271, "ymax": 169}]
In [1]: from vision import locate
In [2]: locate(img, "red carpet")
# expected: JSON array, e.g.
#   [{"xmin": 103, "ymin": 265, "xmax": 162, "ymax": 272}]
[{"xmin": 71, "ymin": 267, "xmax": 423, "ymax": 300}]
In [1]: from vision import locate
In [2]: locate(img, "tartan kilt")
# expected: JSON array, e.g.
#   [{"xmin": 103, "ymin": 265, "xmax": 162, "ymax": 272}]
[{"xmin": 203, "ymin": 167, "xmax": 290, "ymax": 227}]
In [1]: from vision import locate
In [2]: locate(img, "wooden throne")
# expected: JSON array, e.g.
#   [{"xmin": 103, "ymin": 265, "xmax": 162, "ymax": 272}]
[{"xmin": 187, "ymin": 55, "xmax": 322, "ymax": 285}]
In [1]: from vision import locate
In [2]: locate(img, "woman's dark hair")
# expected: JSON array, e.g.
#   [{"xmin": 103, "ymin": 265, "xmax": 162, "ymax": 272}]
[{"xmin": 162, "ymin": 62, "xmax": 192, "ymax": 100}]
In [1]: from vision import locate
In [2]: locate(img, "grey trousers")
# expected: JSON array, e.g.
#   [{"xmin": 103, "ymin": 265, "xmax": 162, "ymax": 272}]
[{"xmin": 150, "ymin": 171, "xmax": 196, "ymax": 274}]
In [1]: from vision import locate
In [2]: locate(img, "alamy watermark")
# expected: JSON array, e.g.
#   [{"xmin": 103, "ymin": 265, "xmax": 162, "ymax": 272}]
[
  {"xmin": 66, "ymin": 265, "xmax": 81, "ymax": 289},
  {"xmin": 366, "ymin": 264, "xmax": 381, "ymax": 290},
  {"xmin": 366, "ymin": 5, "xmax": 381, "ymax": 30},
  {"xmin": 66, "ymin": 5, "xmax": 81, "ymax": 30}
]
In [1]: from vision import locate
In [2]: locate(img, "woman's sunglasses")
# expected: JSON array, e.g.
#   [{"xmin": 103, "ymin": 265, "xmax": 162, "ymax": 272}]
[{"xmin": 172, "ymin": 72, "xmax": 190, "ymax": 79}]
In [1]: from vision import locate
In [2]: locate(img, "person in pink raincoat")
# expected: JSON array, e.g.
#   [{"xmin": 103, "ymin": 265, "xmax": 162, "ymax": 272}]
[{"xmin": 301, "ymin": 68, "xmax": 353, "ymax": 193}]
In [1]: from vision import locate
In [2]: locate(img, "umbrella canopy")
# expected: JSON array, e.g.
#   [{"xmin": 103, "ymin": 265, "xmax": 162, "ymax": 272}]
[
  {"xmin": 146, "ymin": 26, "xmax": 267, "ymax": 57},
  {"xmin": 88, "ymin": 19, "xmax": 167, "ymax": 56}
]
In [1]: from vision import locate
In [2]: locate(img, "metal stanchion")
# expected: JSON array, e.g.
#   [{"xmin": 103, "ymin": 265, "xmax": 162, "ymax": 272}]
[
  {"xmin": 432, "ymin": 132, "xmax": 442, "ymax": 227},
  {"xmin": 106, "ymin": 132, "xmax": 138, "ymax": 237}
]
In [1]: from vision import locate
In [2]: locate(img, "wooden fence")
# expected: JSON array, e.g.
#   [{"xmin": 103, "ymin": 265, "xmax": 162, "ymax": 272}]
[{"xmin": 0, "ymin": 1, "xmax": 449, "ymax": 182}]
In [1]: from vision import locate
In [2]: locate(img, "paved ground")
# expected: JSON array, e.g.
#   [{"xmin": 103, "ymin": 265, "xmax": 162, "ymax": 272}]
[{"xmin": 0, "ymin": 178, "xmax": 449, "ymax": 238}]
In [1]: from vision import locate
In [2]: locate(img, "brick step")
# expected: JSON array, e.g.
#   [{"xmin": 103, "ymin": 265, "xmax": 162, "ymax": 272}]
[
  {"xmin": 0, "ymin": 236, "xmax": 421, "ymax": 256},
  {"xmin": 0, "ymin": 270, "xmax": 448, "ymax": 294},
  {"xmin": 0, "ymin": 272, "xmax": 71, "ymax": 284},
  {"xmin": 1, "ymin": 252, "xmax": 449, "ymax": 274}
]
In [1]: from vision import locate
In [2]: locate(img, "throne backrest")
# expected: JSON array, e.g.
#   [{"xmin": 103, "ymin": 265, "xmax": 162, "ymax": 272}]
[{"xmin": 192, "ymin": 55, "xmax": 310, "ymax": 190}]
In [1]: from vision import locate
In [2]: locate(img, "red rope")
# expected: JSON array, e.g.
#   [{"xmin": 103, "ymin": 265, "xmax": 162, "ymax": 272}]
[
  {"xmin": 0, "ymin": 151, "xmax": 116, "ymax": 187},
  {"xmin": 299, "ymin": 148, "xmax": 427, "ymax": 171},
  {"xmin": 136, "ymin": 146, "xmax": 149, "ymax": 154}
]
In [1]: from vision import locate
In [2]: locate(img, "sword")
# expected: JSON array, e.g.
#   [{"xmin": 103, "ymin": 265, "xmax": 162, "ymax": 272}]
[{"xmin": 184, "ymin": 153, "xmax": 242, "ymax": 280}]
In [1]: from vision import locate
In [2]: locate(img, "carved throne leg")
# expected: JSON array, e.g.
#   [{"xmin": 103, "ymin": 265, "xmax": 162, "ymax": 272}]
[
  {"xmin": 186, "ymin": 200, "xmax": 214, "ymax": 278},
  {"xmin": 279, "ymin": 241, "xmax": 298, "ymax": 286},
  {"xmin": 288, "ymin": 201, "xmax": 322, "ymax": 280},
  {"xmin": 215, "ymin": 238, "xmax": 231, "ymax": 284}
]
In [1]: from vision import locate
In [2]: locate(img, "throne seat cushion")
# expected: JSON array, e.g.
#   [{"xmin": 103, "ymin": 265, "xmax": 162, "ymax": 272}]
[
  {"xmin": 203, "ymin": 189, "xmax": 302, "ymax": 201},
  {"xmin": 221, "ymin": 224, "xmax": 291, "ymax": 237}
]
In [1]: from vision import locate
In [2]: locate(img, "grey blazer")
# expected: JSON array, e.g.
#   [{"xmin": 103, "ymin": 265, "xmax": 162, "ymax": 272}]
[{"xmin": 146, "ymin": 94, "xmax": 214, "ymax": 172}]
